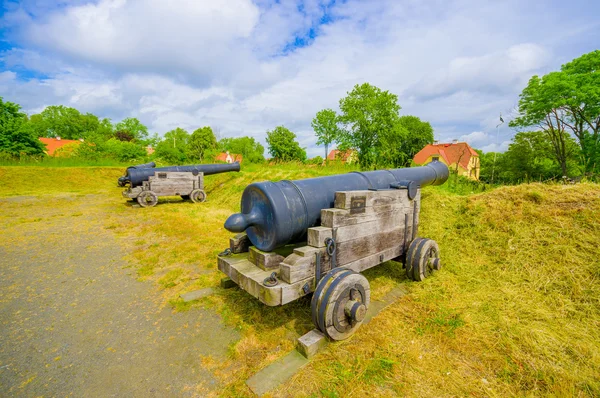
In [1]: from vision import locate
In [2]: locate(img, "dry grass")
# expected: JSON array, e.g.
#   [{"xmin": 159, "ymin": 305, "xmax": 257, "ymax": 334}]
[{"xmin": 2, "ymin": 166, "xmax": 599, "ymax": 397}]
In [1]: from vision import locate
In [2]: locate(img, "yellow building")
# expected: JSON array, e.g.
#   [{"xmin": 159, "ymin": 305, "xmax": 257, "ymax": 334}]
[{"xmin": 413, "ymin": 141, "xmax": 480, "ymax": 180}]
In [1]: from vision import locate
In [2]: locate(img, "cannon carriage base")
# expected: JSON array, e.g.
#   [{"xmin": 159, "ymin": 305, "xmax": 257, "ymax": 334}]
[
  {"xmin": 122, "ymin": 171, "xmax": 207, "ymax": 207},
  {"xmin": 218, "ymin": 187, "xmax": 442, "ymax": 341}
]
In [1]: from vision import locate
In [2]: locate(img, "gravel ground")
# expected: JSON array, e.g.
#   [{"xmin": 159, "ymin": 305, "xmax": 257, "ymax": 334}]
[{"xmin": 0, "ymin": 195, "xmax": 239, "ymax": 397}]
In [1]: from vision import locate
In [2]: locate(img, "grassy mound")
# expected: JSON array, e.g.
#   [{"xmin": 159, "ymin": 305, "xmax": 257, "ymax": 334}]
[{"xmin": 1, "ymin": 165, "xmax": 598, "ymax": 396}]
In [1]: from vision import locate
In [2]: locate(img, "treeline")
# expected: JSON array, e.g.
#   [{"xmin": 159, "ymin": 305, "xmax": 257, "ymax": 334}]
[
  {"xmin": 0, "ymin": 99, "xmax": 265, "ymax": 164},
  {"xmin": 306, "ymin": 83, "xmax": 434, "ymax": 169},
  {"xmin": 477, "ymin": 49, "xmax": 599, "ymax": 183}
]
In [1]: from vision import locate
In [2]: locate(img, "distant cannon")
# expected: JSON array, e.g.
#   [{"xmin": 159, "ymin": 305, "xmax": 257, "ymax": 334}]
[
  {"xmin": 118, "ymin": 162, "xmax": 240, "ymax": 187},
  {"xmin": 127, "ymin": 161, "xmax": 156, "ymax": 170},
  {"xmin": 218, "ymin": 161, "xmax": 449, "ymax": 343}
]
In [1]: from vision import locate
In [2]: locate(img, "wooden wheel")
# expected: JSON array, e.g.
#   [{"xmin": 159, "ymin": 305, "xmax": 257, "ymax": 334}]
[
  {"xmin": 406, "ymin": 238, "xmax": 440, "ymax": 281},
  {"xmin": 311, "ymin": 268, "xmax": 370, "ymax": 341},
  {"xmin": 190, "ymin": 189, "xmax": 206, "ymax": 203},
  {"xmin": 137, "ymin": 191, "xmax": 158, "ymax": 207}
]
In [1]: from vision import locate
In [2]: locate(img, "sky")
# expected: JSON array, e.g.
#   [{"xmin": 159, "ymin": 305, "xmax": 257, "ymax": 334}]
[{"xmin": 1, "ymin": 0, "xmax": 599, "ymax": 157}]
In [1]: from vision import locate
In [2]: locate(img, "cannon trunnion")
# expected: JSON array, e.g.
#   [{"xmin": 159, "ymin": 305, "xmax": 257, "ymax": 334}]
[{"xmin": 218, "ymin": 172, "xmax": 446, "ymax": 341}]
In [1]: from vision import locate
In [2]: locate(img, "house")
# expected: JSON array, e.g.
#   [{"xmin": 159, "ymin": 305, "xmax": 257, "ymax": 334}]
[
  {"xmin": 326, "ymin": 149, "xmax": 358, "ymax": 164},
  {"xmin": 39, "ymin": 137, "xmax": 83, "ymax": 156},
  {"xmin": 413, "ymin": 141, "xmax": 480, "ymax": 180},
  {"xmin": 215, "ymin": 151, "xmax": 243, "ymax": 164}
]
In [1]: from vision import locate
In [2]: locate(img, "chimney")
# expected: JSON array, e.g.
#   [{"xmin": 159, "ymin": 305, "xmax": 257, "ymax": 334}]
[
  {"xmin": 56, "ymin": 136, "xmax": 61, "ymax": 141},
  {"xmin": 452, "ymin": 139, "xmax": 458, "ymax": 144},
  {"xmin": 79, "ymin": 138, "xmax": 84, "ymax": 142},
  {"xmin": 433, "ymin": 140, "xmax": 439, "ymax": 145}
]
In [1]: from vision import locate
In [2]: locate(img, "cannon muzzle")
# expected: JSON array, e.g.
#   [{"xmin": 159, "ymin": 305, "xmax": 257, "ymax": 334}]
[
  {"xmin": 122, "ymin": 162, "xmax": 240, "ymax": 187},
  {"xmin": 225, "ymin": 161, "xmax": 448, "ymax": 251}
]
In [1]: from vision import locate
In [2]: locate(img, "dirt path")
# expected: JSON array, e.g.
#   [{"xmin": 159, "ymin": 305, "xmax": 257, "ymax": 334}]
[{"xmin": 0, "ymin": 195, "xmax": 239, "ymax": 397}]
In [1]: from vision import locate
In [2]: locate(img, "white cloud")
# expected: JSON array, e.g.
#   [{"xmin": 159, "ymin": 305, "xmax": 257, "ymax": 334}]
[
  {"xmin": 481, "ymin": 141, "xmax": 511, "ymax": 153},
  {"xmin": 1, "ymin": 0, "xmax": 599, "ymax": 158}
]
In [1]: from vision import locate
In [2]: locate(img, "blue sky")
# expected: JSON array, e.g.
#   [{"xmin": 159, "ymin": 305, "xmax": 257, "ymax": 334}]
[{"xmin": 1, "ymin": 0, "xmax": 599, "ymax": 156}]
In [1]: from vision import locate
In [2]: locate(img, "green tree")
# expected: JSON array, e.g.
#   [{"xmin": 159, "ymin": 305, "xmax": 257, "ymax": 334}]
[
  {"xmin": 397, "ymin": 116, "xmax": 434, "ymax": 166},
  {"xmin": 266, "ymin": 126, "xmax": 306, "ymax": 162},
  {"xmin": 510, "ymin": 50, "xmax": 600, "ymax": 175},
  {"xmin": 560, "ymin": 50, "xmax": 600, "ymax": 173},
  {"xmin": 219, "ymin": 136, "xmax": 265, "ymax": 163},
  {"xmin": 155, "ymin": 128, "xmax": 190, "ymax": 164},
  {"xmin": 0, "ymin": 97, "xmax": 45, "ymax": 156},
  {"xmin": 510, "ymin": 75, "xmax": 573, "ymax": 176},
  {"xmin": 502, "ymin": 131, "xmax": 574, "ymax": 182},
  {"xmin": 115, "ymin": 117, "xmax": 149, "ymax": 142},
  {"xmin": 188, "ymin": 126, "xmax": 217, "ymax": 162},
  {"xmin": 29, "ymin": 105, "xmax": 101, "ymax": 140},
  {"xmin": 338, "ymin": 83, "xmax": 401, "ymax": 169},
  {"xmin": 378, "ymin": 116, "xmax": 434, "ymax": 168},
  {"xmin": 311, "ymin": 109, "xmax": 340, "ymax": 164}
]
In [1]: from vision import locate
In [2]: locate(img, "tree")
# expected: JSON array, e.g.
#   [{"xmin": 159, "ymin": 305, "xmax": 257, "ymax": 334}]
[
  {"xmin": 560, "ymin": 50, "xmax": 600, "ymax": 173},
  {"xmin": 115, "ymin": 117, "xmax": 149, "ymax": 142},
  {"xmin": 0, "ymin": 97, "xmax": 45, "ymax": 156},
  {"xmin": 219, "ymin": 136, "xmax": 265, "ymax": 163},
  {"xmin": 501, "ymin": 131, "xmax": 564, "ymax": 182},
  {"xmin": 510, "ymin": 50, "xmax": 600, "ymax": 175},
  {"xmin": 311, "ymin": 109, "xmax": 340, "ymax": 164},
  {"xmin": 29, "ymin": 105, "xmax": 101, "ymax": 140},
  {"xmin": 266, "ymin": 126, "xmax": 306, "ymax": 162},
  {"xmin": 510, "ymin": 75, "xmax": 573, "ymax": 176},
  {"xmin": 155, "ymin": 128, "xmax": 190, "ymax": 164},
  {"xmin": 188, "ymin": 126, "xmax": 217, "ymax": 162},
  {"xmin": 378, "ymin": 116, "xmax": 434, "ymax": 168},
  {"xmin": 338, "ymin": 83, "xmax": 401, "ymax": 169},
  {"xmin": 396, "ymin": 116, "xmax": 434, "ymax": 166}
]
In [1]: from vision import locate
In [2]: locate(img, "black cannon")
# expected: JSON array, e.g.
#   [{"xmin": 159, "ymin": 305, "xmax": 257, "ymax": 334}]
[
  {"xmin": 118, "ymin": 162, "xmax": 241, "ymax": 187},
  {"xmin": 118, "ymin": 162, "xmax": 156, "ymax": 186},
  {"xmin": 225, "ymin": 161, "xmax": 449, "ymax": 251},
  {"xmin": 127, "ymin": 161, "xmax": 156, "ymax": 170},
  {"xmin": 218, "ymin": 161, "xmax": 450, "ymax": 343}
]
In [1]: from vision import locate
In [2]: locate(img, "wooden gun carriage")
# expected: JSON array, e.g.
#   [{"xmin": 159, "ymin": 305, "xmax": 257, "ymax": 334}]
[
  {"xmin": 218, "ymin": 162, "xmax": 449, "ymax": 340},
  {"xmin": 121, "ymin": 162, "xmax": 240, "ymax": 208},
  {"xmin": 122, "ymin": 171, "xmax": 206, "ymax": 207}
]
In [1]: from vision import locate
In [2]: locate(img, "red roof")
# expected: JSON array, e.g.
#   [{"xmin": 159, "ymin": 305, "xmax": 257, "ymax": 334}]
[
  {"xmin": 39, "ymin": 137, "xmax": 82, "ymax": 156},
  {"xmin": 413, "ymin": 142, "xmax": 478, "ymax": 169},
  {"xmin": 327, "ymin": 149, "xmax": 355, "ymax": 162},
  {"xmin": 215, "ymin": 152, "xmax": 243, "ymax": 164}
]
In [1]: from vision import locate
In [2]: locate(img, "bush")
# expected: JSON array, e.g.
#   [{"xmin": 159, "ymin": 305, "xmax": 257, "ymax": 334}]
[{"xmin": 308, "ymin": 156, "xmax": 324, "ymax": 165}]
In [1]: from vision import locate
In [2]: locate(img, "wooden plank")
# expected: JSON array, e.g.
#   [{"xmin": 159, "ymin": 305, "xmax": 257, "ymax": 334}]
[
  {"xmin": 307, "ymin": 226, "xmax": 332, "ymax": 247},
  {"xmin": 150, "ymin": 172, "xmax": 195, "ymax": 179},
  {"xmin": 248, "ymin": 244, "xmax": 300, "ymax": 270},
  {"xmin": 321, "ymin": 203, "xmax": 408, "ymax": 228},
  {"xmin": 281, "ymin": 276, "xmax": 315, "ymax": 305},
  {"xmin": 335, "ymin": 189, "xmax": 409, "ymax": 209},
  {"xmin": 336, "ymin": 227, "xmax": 405, "ymax": 265},
  {"xmin": 230, "ymin": 233, "xmax": 250, "ymax": 253},
  {"xmin": 343, "ymin": 245, "xmax": 403, "ymax": 273},
  {"xmin": 279, "ymin": 246, "xmax": 333, "ymax": 284},
  {"xmin": 334, "ymin": 211, "xmax": 404, "ymax": 243}
]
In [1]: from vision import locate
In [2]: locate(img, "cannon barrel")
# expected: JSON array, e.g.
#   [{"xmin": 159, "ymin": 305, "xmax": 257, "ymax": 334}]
[
  {"xmin": 121, "ymin": 162, "xmax": 240, "ymax": 187},
  {"xmin": 224, "ymin": 161, "xmax": 449, "ymax": 251},
  {"xmin": 127, "ymin": 161, "xmax": 156, "ymax": 170}
]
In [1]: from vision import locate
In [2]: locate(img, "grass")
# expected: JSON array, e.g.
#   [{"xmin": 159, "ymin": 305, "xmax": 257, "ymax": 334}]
[{"xmin": 1, "ymin": 164, "xmax": 599, "ymax": 397}]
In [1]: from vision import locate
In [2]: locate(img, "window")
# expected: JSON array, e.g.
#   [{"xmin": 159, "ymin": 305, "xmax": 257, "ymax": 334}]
[{"xmin": 432, "ymin": 156, "xmax": 439, "ymax": 161}]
